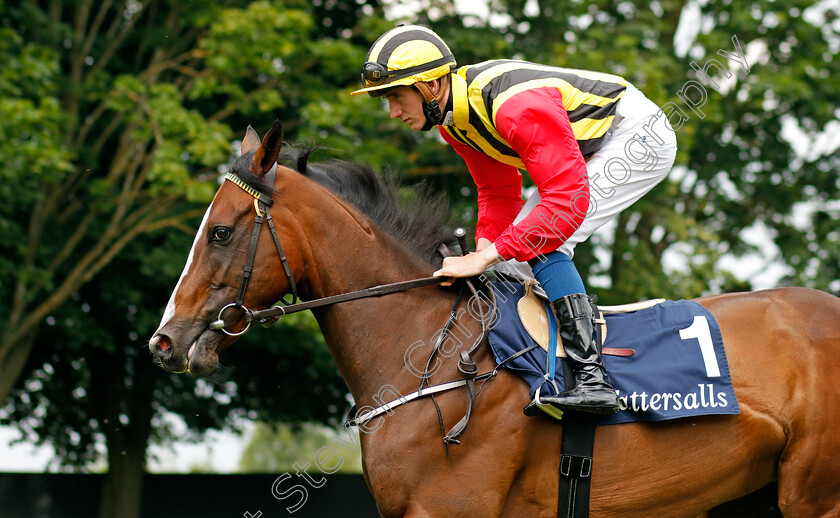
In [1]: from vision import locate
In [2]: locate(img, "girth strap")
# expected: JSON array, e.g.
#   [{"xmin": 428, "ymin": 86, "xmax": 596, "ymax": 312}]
[
  {"xmin": 557, "ymin": 415, "xmax": 596, "ymax": 518},
  {"xmin": 557, "ymin": 358, "xmax": 597, "ymax": 518}
]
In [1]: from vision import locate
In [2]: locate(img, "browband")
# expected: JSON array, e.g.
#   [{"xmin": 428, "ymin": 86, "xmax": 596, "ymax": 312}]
[{"xmin": 224, "ymin": 170, "xmax": 274, "ymax": 206}]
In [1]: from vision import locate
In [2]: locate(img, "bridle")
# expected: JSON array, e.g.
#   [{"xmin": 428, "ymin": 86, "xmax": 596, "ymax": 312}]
[
  {"xmin": 208, "ymin": 165, "xmax": 299, "ymax": 336},
  {"xmin": 208, "ymin": 164, "xmax": 444, "ymax": 336},
  {"xmin": 208, "ymin": 164, "xmax": 498, "ymax": 446}
]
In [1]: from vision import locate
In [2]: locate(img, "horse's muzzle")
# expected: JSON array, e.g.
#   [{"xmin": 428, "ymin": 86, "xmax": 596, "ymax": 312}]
[{"xmin": 149, "ymin": 329, "xmax": 222, "ymax": 376}]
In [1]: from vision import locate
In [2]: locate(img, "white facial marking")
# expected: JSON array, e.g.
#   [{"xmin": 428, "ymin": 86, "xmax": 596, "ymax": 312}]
[{"xmin": 155, "ymin": 201, "xmax": 214, "ymax": 333}]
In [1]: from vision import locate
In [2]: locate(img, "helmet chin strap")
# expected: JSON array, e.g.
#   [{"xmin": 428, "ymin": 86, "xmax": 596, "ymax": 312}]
[{"xmin": 414, "ymin": 74, "xmax": 450, "ymax": 131}]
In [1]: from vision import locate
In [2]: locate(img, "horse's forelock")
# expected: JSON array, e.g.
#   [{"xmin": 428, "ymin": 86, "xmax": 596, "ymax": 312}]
[{"xmin": 231, "ymin": 151, "xmax": 276, "ymax": 197}]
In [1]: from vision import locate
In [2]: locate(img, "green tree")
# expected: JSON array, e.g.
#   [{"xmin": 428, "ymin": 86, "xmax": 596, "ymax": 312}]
[
  {"xmin": 1, "ymin": 227, "xmax": 350, "ymax": 517},
  {"xmin": 0, "ymin": 1, "xmax": 387, "ymax": 517},
  {"xmin": 0, "ymin": 0, "xmax": 404, "ymax": 405}
]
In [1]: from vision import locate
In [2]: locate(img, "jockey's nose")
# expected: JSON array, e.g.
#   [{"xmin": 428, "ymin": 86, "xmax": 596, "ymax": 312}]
[{"xmin": 388, "ymin": 99, "xmax": 402, "ymax": 119}]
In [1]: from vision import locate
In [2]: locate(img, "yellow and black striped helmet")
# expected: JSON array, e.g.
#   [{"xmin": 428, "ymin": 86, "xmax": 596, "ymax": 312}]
[{"xmin": 351, "ymin": 25, "xmax": 456, "ymax": 97}]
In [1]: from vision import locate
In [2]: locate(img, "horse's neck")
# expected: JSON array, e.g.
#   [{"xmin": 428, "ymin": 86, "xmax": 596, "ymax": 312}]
[{"xmin": 295, "ymin": 194, "xmax": 458, "ymax": 405}]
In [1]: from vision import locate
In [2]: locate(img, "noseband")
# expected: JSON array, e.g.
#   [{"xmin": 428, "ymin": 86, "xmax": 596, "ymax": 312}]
[{"xmin": 209, "ymin": 165, "xmax": 298, "ymax": 336}]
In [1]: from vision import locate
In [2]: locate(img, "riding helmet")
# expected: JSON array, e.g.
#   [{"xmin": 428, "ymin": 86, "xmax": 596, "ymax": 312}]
[{"xmin": 351, "ymin": 24, "xmax": 456, "ymax": 97}]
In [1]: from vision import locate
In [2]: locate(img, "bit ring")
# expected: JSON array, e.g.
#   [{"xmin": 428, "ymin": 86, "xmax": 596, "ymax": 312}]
[{"xmin": 211, "ymin": 303, "xmax": 252, "ymax": 337}]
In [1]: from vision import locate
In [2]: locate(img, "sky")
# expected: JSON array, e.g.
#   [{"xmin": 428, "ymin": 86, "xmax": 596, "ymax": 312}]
[{"xmin": 0, "ymin": 415, "xmax": 253, "ymax": 473}]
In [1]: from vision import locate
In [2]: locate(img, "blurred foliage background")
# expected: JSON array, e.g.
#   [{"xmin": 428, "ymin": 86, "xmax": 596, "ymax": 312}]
[{"xmin": 0, "ymin": 0, "xmax": 837, "ymax": 516}]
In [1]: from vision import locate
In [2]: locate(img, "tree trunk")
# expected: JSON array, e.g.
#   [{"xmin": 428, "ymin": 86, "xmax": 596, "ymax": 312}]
[
  {"xmin": 93, "ymin": 345, "xmax": 155, "ymax": 518},
  {"xmin": 98, "ymin": 441, "xmax": 147, "ymax": 518},
  {"xmin": 0, "ymin": 331, "xmax": 37, "ymax": 405}
]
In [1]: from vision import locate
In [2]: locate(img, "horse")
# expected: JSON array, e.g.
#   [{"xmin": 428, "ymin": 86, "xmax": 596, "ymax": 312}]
[{"xmin": 148, "ymin": 121, "xmax": 840, "ymax": 517}]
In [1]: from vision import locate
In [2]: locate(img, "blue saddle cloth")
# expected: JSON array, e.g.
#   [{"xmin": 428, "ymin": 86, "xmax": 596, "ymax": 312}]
[{"xmin": 487, "ymin": 282, "xmax": 740, "ymax": 425}]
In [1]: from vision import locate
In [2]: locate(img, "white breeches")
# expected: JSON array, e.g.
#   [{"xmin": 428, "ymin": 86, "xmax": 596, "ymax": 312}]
[{"xmin": 497, "ymin": 83, "xmax": 678, "ymax": 281}]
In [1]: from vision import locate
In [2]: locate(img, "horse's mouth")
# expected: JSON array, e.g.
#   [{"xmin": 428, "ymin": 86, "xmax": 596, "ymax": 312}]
[
  {"xmin": 151, "ymin": 329, "xmax": 220, "ymax": 376},
  {"xmin": 184, "ymin": 334, "xmax": 220, "ymax": 375}
]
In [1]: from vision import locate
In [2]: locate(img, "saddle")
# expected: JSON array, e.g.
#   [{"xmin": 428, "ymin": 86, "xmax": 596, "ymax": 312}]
[{"xmin": 517, "ymin": 280, "xmax": 665, "ymax": 357}]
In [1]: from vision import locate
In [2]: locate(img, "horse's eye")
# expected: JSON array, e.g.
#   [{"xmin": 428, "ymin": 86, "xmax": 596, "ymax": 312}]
[{"xmin": 212, "ymin": 227, "xmax": 232, "ymax": 242}]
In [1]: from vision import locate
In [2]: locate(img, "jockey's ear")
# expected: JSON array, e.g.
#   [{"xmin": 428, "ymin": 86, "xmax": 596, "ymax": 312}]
[
  {"xmin": 427, "ymin": 79, "xmax": 441, "ymax": 95},
  {"xmin": 251, "ymin": 119, "xmax": 283, "ymax": 177},
  {"xmin": 241, "ymin": 126, "xmax": 261, "ymax": 156},
  {"xmin": 418, "ymin": 76, "xmax": 449, "ymax": 105}
]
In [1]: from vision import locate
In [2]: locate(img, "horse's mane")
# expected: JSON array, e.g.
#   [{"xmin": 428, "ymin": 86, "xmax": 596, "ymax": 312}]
[{"xmin": 278, "ymin": 145, "xmax": 452, "ymax": 267}]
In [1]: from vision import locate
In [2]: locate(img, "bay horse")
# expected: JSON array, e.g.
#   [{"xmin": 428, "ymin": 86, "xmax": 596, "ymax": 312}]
[{"xmin": 148, "ymin": 121, "xmax": 840, "ymax": 517}]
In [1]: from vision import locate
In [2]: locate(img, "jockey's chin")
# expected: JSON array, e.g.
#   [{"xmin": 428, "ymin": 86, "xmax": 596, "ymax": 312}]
[{"xmin": 407, "ymin": 118, "xmax": 426, "ymax": 131}]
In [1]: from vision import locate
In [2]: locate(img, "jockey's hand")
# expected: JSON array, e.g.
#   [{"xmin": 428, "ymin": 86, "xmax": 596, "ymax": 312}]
[{"xmin": 433, "ymin": 243, "xmax": 501, "ymax": 286}]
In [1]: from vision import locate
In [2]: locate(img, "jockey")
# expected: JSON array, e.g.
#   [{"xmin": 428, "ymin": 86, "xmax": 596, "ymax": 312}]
[{"xmin": 352, "ymin": 24, "xmax": 677, "ymax": 417}]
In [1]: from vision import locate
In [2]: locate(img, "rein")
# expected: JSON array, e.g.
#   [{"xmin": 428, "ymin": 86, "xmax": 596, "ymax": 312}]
[
  {"xmin": 247, "ymin": 276, "xmax": 443, "ymax": 324},
  {"xmin": 214, "ymin": 166, "xmax": 498, "ymax": 446}
]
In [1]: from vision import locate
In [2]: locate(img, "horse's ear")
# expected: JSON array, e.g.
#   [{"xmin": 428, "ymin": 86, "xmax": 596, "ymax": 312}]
[
  {"xmin": 251, "ymin": 120, "xmax": 283, "ymax": 177},
  {"xmin": 241, "ymin": 126, "xmax": 261, "ymax": 156}
]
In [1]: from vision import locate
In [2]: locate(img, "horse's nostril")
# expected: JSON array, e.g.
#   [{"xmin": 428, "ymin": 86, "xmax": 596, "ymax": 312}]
[{"xmin": 149, "ymin": 334, "xmax": 173, "ymax": 358}]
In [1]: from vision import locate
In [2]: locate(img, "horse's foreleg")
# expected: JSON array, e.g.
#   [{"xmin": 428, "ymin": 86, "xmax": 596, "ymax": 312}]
[
  {"xmin": 773, "ymin": 299, "xmax": 840, "ymax": 518},
  {"xmin": 776, "ymin": 438, "xmax": 840, "ymax": 517}
]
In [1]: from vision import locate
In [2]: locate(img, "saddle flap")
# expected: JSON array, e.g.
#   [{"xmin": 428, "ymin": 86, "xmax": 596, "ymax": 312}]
[
  {"xmin": 517, "ymin": 281, "xmax": 633, "ymax": 357},
  {"xmin": 517, "ymin": 281, "xmax": 566, "ymax": 358}
]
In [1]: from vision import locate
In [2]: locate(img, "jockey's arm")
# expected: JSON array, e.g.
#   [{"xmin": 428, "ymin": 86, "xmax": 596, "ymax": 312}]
[
  {"xmin": 435, "ymin": 89, "xmax": 589, "ymax": 279},
  {"xmin": 492, "ymin": 88, "xmax": 590, "ymax": 262},
  {"xmin": 476, "ymin": 237, "xmax": 492, "ymax": 252}
]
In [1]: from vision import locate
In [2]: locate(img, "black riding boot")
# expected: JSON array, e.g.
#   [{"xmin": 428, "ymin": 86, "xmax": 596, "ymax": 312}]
[{"xmin": 525, "ymin": 293, "xmax": 619, "ymax": 417}]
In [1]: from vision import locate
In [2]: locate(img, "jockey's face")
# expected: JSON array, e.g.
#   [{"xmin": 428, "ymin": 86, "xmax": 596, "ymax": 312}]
[{"xmin": 384, "ymin": 85, "xmax": 427, "ymax": 131}]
